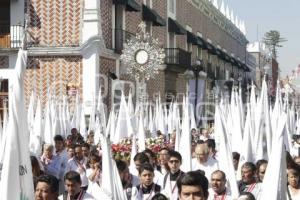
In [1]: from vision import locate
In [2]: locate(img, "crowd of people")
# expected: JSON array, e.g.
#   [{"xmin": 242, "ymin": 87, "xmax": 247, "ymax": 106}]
[{"xmin": 32, "ymin": 127, "xmax": 300, "ymax": 200}]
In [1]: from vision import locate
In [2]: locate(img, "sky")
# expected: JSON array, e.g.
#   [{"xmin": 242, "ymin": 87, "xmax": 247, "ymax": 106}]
[{"xmin": 226, "ymin": 0, "xmax": 300, "ymax": 84}]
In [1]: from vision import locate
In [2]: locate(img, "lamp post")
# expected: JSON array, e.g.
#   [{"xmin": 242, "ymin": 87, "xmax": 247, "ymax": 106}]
[{"xmin": 187, "ymin": 59, "xmax": 204, "ymax": 119}]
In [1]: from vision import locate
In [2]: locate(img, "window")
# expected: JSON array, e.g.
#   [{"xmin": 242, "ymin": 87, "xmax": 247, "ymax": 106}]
[
  {"xmin": 225, "ymin": 70, "xmax": 229, "ymax": 79},
  {"xmin": 197, "ymin": 46, "xmax": 203, "ymax": 59},
  {"xmin": 111, "ymin": 80, "xmax": 135, "ymax": 111},
  {"xmin": 112, "ymin": 3, "xmax": 125, "ymax": 50},
  {"xmin": 169, "ymin": 0, "xmax": 175, "ymax": 13},
  {"xmin": 146, "ymin": 21, "xmax": 152, "ymax": 35},
  {"xmin": 168, "ymin": 32, "xmax": 175, "ymax": 48},
  {"xmin": 168, "ymin": 0, "xmax": 176, "ymax": 18},
  {"xmin": 187, "ymin": 43, "xmax": 192, "ymax": 52},
  {"xmin": 208, "ymin": 53, "xmax": 212, "ymax": 63},
  {"xmin": 111, "ymin": 80, "xmax": 124, "ymax": 111}
]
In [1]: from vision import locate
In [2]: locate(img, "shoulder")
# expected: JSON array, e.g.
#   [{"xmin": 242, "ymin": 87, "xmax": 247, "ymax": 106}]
[
  {"xmin": 83, "ymin": 192, "xmax": 96, "ymax": 200},
  {"xmin": 191, "ymin": 158, "xmax": 198, "ymax": 166},
  {"xmin": 131, "ymin": 186, "xmax": 139, "ymax": 198},
  {"xmin": 67, "ymin": 158, "xmax": 75, "ymax": 163},
  {"xmin": 131, "ymin": 174, "xmax": 140, "ymax": 187},
  {"xmin": 83, "ymin": 157, "xmax": 89, "ymax": 164},
  {"xmin": 86, "ymin": 168, "xmax": 93, "ymax": 176},
  {"xmin": 53, "ymin": 155, "xmax": 62, "ymax": 162},
  {"xmin": 154, "ymin": 170, "xmax": 163, "ymax": 176},
  {"xmin": 208, "ymin": 188, "xmax": 214, "ymax": 196},
  {"xmin": 208, "ymin": 157, "xmax": 219, "ymax": 169},
  {"xmin": 254, "ymin": 182, "xmax": 262, "ymax": 190},
  {"xmin": 154, "ymin": 184, "xmax": 161, "ymax": 192},
  {"xmin": 163, "ymin": 172, "xmax": 170, "ymax": 180}
]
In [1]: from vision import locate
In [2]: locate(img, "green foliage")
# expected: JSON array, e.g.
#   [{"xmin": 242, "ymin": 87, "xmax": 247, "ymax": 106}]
[{"xmin": 263, "ymin": 30, "xmax": 287, "ymax": 59}]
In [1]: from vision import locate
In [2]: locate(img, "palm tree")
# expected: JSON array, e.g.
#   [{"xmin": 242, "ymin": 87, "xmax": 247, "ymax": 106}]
[{"xmin": 262, "ymin": 30, "xmax": 287, "ymax": 59}]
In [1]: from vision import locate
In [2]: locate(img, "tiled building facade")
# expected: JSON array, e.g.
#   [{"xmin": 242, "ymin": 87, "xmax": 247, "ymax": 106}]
[{"xmin": 0, "ymin": 0, "xmax": 251, "ymax": 116}]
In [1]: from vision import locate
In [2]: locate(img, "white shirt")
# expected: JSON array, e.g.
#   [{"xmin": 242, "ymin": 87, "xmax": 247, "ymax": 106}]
[
  {"xmin": 208, "ymin": 188, "xmax": 232, "ymax": 200},
  {"xmin": 131, "ymin": 174, "xmax": 140, "ymax": 187},
  {"xmin": 86, "ymin": 168, "xmax": 101, "ymax": 186},
  {"xmin": 131, "ymin": 185, "xmax": 160, "ymax": 200},
  {"xmin": 58, "ymin": 192, "xmax": 95, "ymax": 200},
  {"xmin": 287, "ymin": 186, "xmax": 300, "ymax": 200},
  {"xmin": 161, "ymin": 174, "xmax": 180, "ymax": 200},
  {"xmin": 240, "ymin": 182, "xmax": 261, "ymax": 199},
  {"xmin": 65, "ymin": 157, "xmax": 89, "ymax": 187},
  {"xmin": 154, "ymin": 170, "xmax": 164, "ymax": 187},
  {"xmin": 159, "ymin": 166, "xmax": 168, "ymax": 176},
  {"xmin": 192, "ymin": 156, "xmax": 219, "ymax": 181}
]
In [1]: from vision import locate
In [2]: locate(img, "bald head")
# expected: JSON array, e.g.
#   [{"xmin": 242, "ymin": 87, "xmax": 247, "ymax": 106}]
[{"xmin": 195, "ymin": 143, "xmax": 209, "ymax": 163}]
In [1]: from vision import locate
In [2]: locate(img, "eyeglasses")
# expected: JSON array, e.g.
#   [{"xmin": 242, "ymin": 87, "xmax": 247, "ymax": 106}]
[{"xmin": 169, "ymin": 160, "xmax": 180, "ymax": 164}]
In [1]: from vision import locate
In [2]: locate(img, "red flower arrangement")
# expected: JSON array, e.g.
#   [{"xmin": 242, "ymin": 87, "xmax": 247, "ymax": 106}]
[{"xmin": 111, "ymin": 137, "xmax": 173, "ymax": 161}]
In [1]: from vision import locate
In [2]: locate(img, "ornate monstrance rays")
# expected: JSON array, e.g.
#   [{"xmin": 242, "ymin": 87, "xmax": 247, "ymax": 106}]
[{"xmin": 120, "ymin": 22, "xmax": 165, "ymax": 81}]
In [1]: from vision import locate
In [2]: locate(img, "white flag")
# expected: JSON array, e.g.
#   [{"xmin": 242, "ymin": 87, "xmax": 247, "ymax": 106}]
[
  {"xmin": 0, "ymin": 49, "xmax": 34, "ymax": 200},
  {"xmin": 179, "ymin": 96, "xmax": 192, "ymax": 172},
  {"xmin": 258, "ymin": 113, "xmax": 287, "ymax": 200},
  {"xmin": 215, "ymin": 105, "xmax": 239, "ymax": 198},
  {"xmin": 44, "ymin": 99, "xmax": 53, "ymax": 144},
  {"xmin": 101, "ymin": 134, "xmax": 127, "ymax": 199},
  {"xmin": 113, "ymin": 92, "xmax": 133, "ymax": 143},
  {"xmin": 79, "ymin": 105, "xmax": 87, "ymax": 140},
  {"xmin": 30, "ymin": 97, "xmax": 43, "ymax": 155},
  {"xmin": 137, "ymin": 112, "xmax": 146, "ymax": 152},
  {"xmin": 27, "ymin": 91, "xmax": 35, "ymax": 133}
]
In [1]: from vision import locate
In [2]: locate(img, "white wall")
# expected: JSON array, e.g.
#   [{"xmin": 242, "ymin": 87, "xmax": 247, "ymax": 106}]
[{"xmin": 81, "ymin": 0, "xmax": 104, "ymax": 114}]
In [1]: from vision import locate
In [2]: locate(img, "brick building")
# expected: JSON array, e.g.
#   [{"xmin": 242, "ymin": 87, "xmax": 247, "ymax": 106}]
[{"xmin": 0, "ymin": 0, "xmax": 251, "ymax": 118}]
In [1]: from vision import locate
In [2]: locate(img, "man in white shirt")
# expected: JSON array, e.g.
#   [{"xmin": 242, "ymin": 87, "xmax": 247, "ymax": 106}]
[
  {"xmin": 65, "ymin": 144, "xmax": 89, "ymax": 190},
  {"xmin": 161, "ymin": 150, "xmax": 184, "ymax": 200},
  {"xmin": 157, "ymin": 148, "xmax": 170, "ymax": 176},
  {"xmin": 40, "ymin": 144, "xmax": 62, "ymax": 179},
  {"xmin": 208, "ymin": 170, "xmax": 232, "ymax": 200},
  {"xmin": 59, "ymin": 171, "xmax": 95, "ymax": 200},
  {"xmin": 192, "ymin": 143, "xmax": 219, "ymax": 181},
  {"xmin": 238, "ymin": 162, "xmax": 261, "ymax": 199},
  {"xmin": 143, "ymin": 149, "xmax": 164, "ymax": 186}
]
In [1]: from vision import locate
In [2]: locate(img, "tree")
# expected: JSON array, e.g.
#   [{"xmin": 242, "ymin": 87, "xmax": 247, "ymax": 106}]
[{"xmin": 263, "ymin": 30, "xmax": 287, "ymax": 59}]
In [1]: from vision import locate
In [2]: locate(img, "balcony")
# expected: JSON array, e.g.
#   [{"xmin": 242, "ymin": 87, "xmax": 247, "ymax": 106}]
[
  {"xmin": 165, "ymin": 48, "xmax": 191, "ymax": 72},
  {"xmin": 112, "ymin": 28, "xmax": 135, "ymax": 54},
  {"xmin": 0, "ymin": 25, "xmax": 24, "ymax": 49}
]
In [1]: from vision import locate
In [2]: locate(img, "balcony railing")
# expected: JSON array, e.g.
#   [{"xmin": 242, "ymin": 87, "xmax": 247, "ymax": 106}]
[
  {"xmin": 165, "ymin": 48, "xmax": 191, "ymax": 68},
  {"xmin": 112, "ymin": 28, "xmax": 135, "ymax": 54},
  {"xmin": 0, "ymin": 25, "xmax": 24, "ymax": 49}
]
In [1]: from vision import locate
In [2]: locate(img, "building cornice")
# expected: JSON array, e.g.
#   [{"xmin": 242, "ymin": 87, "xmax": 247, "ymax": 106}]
[
  {"xmin": 188, "ymin": 0, "xmax": 248, "ymax": 46},
  {"xmin": 27, "ymin": 36, "xmax": 119, "ymax": 60}
]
